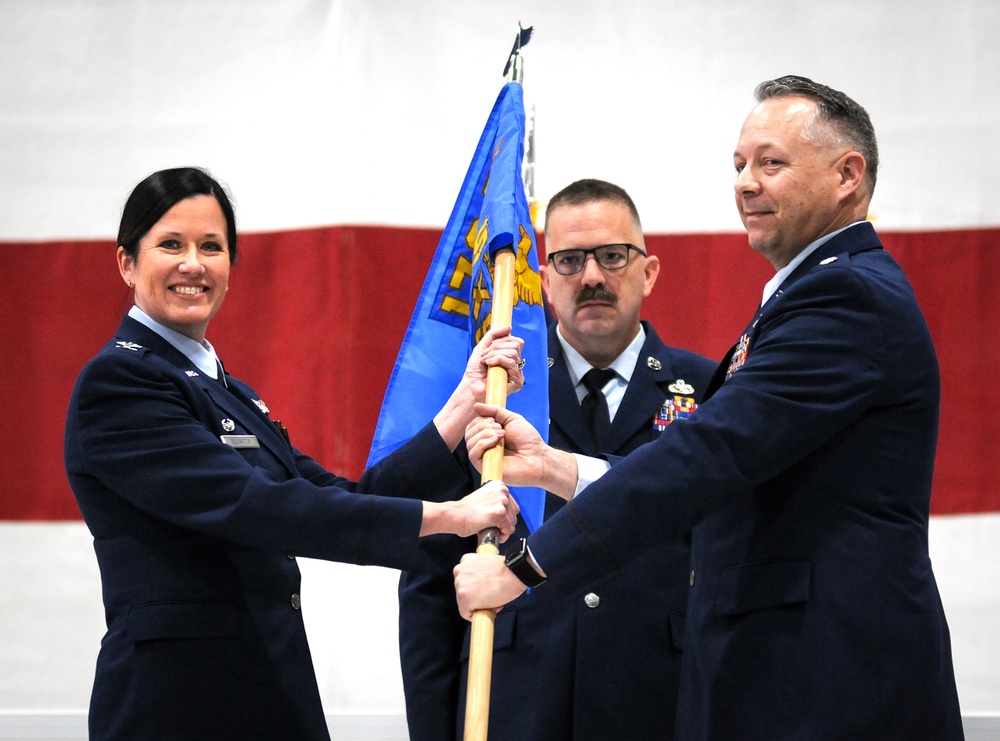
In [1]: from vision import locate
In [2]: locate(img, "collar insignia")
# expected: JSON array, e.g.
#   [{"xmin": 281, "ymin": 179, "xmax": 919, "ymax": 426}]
[{"xmin": 115, "ymin": 341, "xmax": 143, "ymax": 352}]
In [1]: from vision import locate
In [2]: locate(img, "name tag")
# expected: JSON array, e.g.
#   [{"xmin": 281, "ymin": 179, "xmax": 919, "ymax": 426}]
[{"xmin": 221, "ymin": 434, "xmax": 260, "ymax": 449}]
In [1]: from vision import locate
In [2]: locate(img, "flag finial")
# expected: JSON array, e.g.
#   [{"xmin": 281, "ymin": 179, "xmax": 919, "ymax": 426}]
[{"xmin": 503, "ymin": 23, "xmax": 534, "ymax": 82}]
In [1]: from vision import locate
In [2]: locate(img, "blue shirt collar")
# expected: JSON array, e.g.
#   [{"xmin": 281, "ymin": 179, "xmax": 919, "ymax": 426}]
[
  {"xmin": 128, "ymin": 305, "xmax": 222, "ymax": 380},
  {"xmin": 760, "ymin": 221, "xmax": 864, "ymax": 306}
]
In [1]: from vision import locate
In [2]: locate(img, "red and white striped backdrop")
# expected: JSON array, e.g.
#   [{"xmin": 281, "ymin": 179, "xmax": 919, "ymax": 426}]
[{"xmin": 2, "ymin": 0, "xmax": 997, "ymax": 716}]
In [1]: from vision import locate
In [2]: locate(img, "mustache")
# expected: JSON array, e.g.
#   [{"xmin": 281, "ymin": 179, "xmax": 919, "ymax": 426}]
[{"xmin": 576, "ymin": 286, "xmax": 617, "ymax": 306}]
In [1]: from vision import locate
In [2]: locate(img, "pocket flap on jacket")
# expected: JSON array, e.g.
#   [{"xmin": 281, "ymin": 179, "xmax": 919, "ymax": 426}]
[
  {"xmin": 127, "ymin": 601, "xmax": 241, "ymax": 642},
  {"xmin": 714, "ymin": 559, "xmax": 812, "ymax": 616}
]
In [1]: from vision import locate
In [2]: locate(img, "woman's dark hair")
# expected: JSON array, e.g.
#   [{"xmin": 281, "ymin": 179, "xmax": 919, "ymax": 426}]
[{"xmin": 117, "ymin": 167, "xmax": 238, "ymax": 264}]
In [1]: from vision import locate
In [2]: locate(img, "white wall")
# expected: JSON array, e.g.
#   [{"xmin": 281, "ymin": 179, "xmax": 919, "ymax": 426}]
[
  {"xmin": 1, "ymin": 0, "xmax": 999, "ymax": 242},
  {"xmin": 2, "ymin": 517, "xmax": 999, "ymax": 716}
]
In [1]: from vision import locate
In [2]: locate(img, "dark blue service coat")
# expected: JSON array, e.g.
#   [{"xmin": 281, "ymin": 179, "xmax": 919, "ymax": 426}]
[
  {"xmin": 528, "ymin": 224, "xmax": 965, "ymax": 740},
  {"xmin": 65, "ymin": 316, "xmax": 466, "ymax": 741}
]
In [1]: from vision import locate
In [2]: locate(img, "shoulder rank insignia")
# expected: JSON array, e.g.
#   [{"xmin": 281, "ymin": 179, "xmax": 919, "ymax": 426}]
[
  {"xmin": 653, "ymin": 396, "xmax": 698, "ymax": 431},
  {"xmin": 115, "ymin": 341, "xmax": 143, "ymax": 352},
  {"xmin": 668, "ymin": 379, "xmax": 694, "ymax": 395}
]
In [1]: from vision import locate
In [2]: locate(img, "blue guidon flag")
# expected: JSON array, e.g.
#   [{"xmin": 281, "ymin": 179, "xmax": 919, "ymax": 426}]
[{"xmin": 367, "ymin": 81, "xmax": 548, "ymax": 533}]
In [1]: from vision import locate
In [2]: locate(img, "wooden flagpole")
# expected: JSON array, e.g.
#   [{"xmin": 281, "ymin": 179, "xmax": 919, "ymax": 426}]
[
  {"xmin": 464, "ymin": 26, "xmax": 534, "ymax": 740},
  {"xmin": 463, "ymin": 247, "xmax": 517, "ymax": 741}
]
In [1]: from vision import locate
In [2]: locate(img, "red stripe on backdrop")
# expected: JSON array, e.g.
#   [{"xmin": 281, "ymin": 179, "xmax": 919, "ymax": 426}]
[
  {"xmin": 0, "ymin": 226, "xmax": 996, "ymax": 519},
  {"xmin": 880, "ymin": 230, "xmax": 1000, "ymax": 514}
]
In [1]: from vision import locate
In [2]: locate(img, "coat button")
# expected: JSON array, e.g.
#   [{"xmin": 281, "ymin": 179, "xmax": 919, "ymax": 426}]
[
  {"xmin": 290, "ymin": 593, "xmax": 301, "ymax": 610},
  {"xmin": 584, "ymin": 592, "xmax": 600, "ymax": 609},
  {"xmin": 689, "ymin": 570, "xmax": 696, "ymax": 587}
]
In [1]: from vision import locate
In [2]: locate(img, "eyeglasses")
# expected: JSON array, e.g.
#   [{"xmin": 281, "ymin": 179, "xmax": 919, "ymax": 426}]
[{"xmin": 546, "ymin": 244, "xmax": 647, "ymax": 275}]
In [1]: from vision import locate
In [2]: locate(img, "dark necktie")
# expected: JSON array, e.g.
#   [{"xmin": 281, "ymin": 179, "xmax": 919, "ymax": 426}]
[{"xmin": 581, "ymin": 367, "xmax": 616, "ymax": 450}]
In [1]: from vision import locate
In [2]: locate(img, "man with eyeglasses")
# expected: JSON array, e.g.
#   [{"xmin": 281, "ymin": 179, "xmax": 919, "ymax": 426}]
[{"xmin": 398, "ymin": 178, "xmax": 715, "ymax": 740}]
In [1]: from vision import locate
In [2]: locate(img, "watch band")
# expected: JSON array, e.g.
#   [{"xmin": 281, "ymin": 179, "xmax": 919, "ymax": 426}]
[{"xmin": 504, "ymin": 537, "xmax": 547, "ymax": 588}]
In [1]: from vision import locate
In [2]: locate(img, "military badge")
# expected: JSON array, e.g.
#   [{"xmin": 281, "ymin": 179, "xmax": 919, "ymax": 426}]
[
  {"xmin": 668, "ymin": 379, "xmax": 694, "ymax": 395},
  {"xmin": 653, "ymin": 395, "xmax": 698, "ymax": 431},
  {"xmin": 726, "ymin": 333, "xmax": 751, "ymax": 379}
]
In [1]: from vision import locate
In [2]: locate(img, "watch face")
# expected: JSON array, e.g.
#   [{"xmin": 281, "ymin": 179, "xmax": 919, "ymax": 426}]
[
  {"xmin": 505, "ymin": 538, "xmax": 528, "ymax": 566},
  {"xmin": 505, "ymin": 539, "xmax": 545, "ymax": 588}
]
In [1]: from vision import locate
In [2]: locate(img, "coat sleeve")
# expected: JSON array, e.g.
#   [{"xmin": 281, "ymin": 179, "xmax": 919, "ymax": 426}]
[
  {"xmin": 67, "ymin": 350, "xmax": 463, "ymax": 569},
  {"xmin": 529, "ymin": 263, "xmax": 891, "ymax": 594},
  {"xmin": 293, "ymin": 420, "xmax": 470, "ymax": 499}
]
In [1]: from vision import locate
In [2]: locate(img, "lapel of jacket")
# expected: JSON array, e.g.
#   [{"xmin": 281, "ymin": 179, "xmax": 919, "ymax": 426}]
[
  {"xmin": 546, "ymin": 324, "xmax": 595, "ymax": 454},
  {"xmin": 603, "ymin": 322, "xmax": 678, "ymax": 453},
  {"xmin": 547, "ymin": 321, "xmax": 692, "ymax": 455},
  {"xmin": 117, "ymin": 317, "xmax": 299, "ymax": 475},
  {"xmin": 705, "ymin": 222, "xmax": 884, "ymax": 400},
  {"xmin": 202, "ymin": 380, "xmax": 299, "ymax": 475}
]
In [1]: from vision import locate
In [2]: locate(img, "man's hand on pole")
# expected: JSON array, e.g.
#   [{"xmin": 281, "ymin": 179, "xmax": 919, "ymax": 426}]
[
  {"xmin": 465, "ymin": 403, "xmax": 580, "ymax": 499},
  {"xmin": 454, "ymin": 552, "xmax": 527, "ymax": 620}
]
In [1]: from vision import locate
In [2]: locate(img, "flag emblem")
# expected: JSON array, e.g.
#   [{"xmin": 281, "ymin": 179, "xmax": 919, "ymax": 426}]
[{"xmin": 367, "ymin": 82, "xmax": 549, "ymax": 532}]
